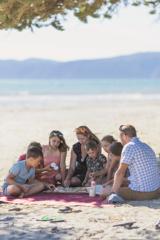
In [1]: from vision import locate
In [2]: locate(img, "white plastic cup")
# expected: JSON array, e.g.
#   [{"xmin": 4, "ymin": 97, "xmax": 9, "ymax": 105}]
[{"xmin": 89, "ymin": 186, "xmax": 96, "ymax": 197}]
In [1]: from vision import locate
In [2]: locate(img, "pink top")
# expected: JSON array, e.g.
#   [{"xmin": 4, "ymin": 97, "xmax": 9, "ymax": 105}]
[
  {"xmin": 40, "ymin": 145, "xmax": 61, "ymax": 183},
  {"xmin": 43, "ymin": 145, "xmax": 61, "ymax": 167}
]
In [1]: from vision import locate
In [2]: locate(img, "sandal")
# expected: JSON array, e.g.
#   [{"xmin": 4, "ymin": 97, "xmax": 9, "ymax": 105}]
[{"xmin": 58, "ymin": 207, "xmax": 73, "ymax": 213}]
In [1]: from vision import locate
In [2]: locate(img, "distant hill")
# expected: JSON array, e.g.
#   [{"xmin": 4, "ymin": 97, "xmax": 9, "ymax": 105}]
[{"xmin": 0, "ymin": 52, "xmax": 160, "ymax": 79}]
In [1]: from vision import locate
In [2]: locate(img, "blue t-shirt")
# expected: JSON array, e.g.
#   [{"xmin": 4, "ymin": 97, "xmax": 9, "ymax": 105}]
[{"xmin": 2, "ymin": 160, "xmax": 35, "ymax": 190}]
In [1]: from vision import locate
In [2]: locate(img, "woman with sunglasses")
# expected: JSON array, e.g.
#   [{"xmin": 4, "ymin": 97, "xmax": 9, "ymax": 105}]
[
  {"xmin": 39, "ymin": 130, "xmax": 69, "ymax": 186},
  {"xmin": 64, "ymin": 126, "xmax": 100, "ymax": 187}
]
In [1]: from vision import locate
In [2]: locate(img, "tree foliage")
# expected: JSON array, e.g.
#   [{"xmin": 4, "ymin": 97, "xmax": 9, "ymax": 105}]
[{"xmin": 0, "ymin": 0, "xmax": 159, "ymax": 31}]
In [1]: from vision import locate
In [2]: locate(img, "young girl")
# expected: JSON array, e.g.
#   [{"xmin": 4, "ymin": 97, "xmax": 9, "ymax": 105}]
[
  {"xmin": 64, "ymin": 126, "xmax": 100, "ymax": 187},
  {"xmin": 39, "ymin": 130, "xmax": 69, "ymax": 185},
  {"xmin": 82, "ymin": 140, "xmax": 107, "ymax": 186}
]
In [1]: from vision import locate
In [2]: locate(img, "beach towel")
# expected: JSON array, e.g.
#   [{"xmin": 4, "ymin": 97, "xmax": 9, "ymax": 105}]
[{"xmin": 0, "ymin": 191, "xmax": 106, "ymax": 207}]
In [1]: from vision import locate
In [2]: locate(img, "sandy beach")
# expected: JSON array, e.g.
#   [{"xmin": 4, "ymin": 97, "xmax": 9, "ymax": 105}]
[{"xmin": 1, "ymin": 94, "xmax": 160, "ymax": 239}]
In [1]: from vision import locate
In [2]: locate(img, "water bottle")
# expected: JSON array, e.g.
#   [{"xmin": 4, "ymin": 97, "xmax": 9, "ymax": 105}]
[{"xmin": 89, "ymin": 180, "xmax": 96, "ymax": 197}]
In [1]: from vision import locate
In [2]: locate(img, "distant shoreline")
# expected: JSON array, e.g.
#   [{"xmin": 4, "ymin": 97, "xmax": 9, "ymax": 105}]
[{"xmin": 1, "ymin": 93, "xmax": 160, "ymax": 101}]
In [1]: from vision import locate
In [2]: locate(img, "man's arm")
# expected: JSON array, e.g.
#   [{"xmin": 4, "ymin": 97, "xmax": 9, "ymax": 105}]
[{"xmin": 111, "ymin": 163, "xmax": 128, "ymax": 193}]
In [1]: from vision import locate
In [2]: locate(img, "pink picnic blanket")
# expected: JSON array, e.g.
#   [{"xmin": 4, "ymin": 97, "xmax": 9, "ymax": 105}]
[{"xmin": 0, "ymin": 192, "xmax": 107, "ymax": 207}]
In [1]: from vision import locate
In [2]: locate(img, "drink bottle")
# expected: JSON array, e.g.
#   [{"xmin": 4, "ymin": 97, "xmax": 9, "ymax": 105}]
[{"xmin": 89, "ymin": 180, "xmax": 96, "ymax": 197}]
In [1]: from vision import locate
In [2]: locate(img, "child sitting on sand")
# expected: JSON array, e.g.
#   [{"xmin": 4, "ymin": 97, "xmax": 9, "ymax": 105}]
[
  {"xmin": 2, "ymin": 148, "xmax": 45, "ymax": 198},
  {"xmin": 101, "ymin": 135, "xmax": 116, "ymax": 156},
  {"xmin": 82, "ymin": 141, "xmax": 107, "ymax": 186},
  {"xmin": 18, "ymin": 141, "xmax": 52, "ymax": 180},
  {"xmin": 18, "ymin": 141, "xmax": 43, "ymax": 161},
  {"xmin": 40, "ymin": 130, "xmax": 69, "ymax": 186},
  {"xmin": 101, "ymin": 135, "xmax": 117, "ymax": 181},
  {"xmin": 100, "ymin": 141, "xmax": 129, "ymax": 199},
  {"xmin": 105, "ymin": 141, "xmax": 123, "ymax": 184}
]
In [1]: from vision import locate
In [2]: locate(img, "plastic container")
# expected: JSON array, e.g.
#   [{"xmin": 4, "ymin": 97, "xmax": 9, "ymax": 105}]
[{"xmin": 89, "ymin": 180, "xmax": 96, "ymax": 197}]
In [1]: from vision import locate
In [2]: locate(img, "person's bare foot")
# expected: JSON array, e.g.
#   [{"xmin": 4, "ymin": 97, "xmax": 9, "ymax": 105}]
[
  {"xmin": 100, "ymin": 193, "xmax": 107, "ymax": 200},
  {"xmin": 19, "ymin": 192, "xmax": 25, "ymax": 198}
]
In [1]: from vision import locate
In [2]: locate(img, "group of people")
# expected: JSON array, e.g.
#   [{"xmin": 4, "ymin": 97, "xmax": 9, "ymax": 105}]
[{"xmin": 2, "ymin": 124, "xmax": 160, "ymax": 202}]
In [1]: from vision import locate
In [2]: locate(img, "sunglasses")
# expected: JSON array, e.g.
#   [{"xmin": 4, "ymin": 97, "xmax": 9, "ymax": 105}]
[{"xmin": 49, "ymin": 131, "xmax": 63, "ymax": 138}]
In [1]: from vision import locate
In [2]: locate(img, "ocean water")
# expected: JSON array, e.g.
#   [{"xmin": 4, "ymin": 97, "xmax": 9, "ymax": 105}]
[{"xmin": 0, "ymin": 78, "xmax": 160, "ymax": 96}]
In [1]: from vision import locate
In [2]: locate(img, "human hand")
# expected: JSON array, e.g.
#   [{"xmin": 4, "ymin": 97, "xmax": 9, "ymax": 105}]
[
  {"xmin": 45, "ymin": 165, "xmax": 53, "ymax": 172},
  {"xmin": 63, "ymin": 179, "xmax": 71, "ymax": 187},
  {"xmin": 19, "ymin": 192, "xmax": 25, "ymax": 198},
  {"xmin": 89, "ymin": 172, "xmax": 96, "ymax": 179},
  {"xmin": 82, "ymin": 180, "xmax": 86, "ymax": 187},
  {"xmin": 45, "ymin": 183, "xmax": 55, "ymax": 192},
  {"xmin": 100, "ymin": 193, "xmax": 107, "ymax": 200}
]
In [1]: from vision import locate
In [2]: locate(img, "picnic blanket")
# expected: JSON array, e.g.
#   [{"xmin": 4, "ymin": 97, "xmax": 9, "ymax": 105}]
[{"xmin": 0, "ymin": 187, "xmax": 106, "ymax": 207}]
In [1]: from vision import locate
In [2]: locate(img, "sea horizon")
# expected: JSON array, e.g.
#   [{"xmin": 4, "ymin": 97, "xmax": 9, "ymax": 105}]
[{"xmin": 0, "ymin": 78, "xmax": 160, "ymax": 97}]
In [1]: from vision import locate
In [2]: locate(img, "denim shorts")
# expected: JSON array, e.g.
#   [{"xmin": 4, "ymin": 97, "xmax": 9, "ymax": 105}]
[{"xmin": 2, "ymin": 186, "xmax": 11, "ymax": 196}]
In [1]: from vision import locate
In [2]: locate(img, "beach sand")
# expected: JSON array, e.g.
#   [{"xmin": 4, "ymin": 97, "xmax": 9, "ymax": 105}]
[{"xmin": 1, "ymin": 94, "xmax": 160, "ymax": 239}]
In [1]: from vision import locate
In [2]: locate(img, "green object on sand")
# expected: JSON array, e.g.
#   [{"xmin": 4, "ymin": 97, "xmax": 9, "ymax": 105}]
[{"xmin": 40, "ymin": 216, "xmax": 65, "ymax": 222}]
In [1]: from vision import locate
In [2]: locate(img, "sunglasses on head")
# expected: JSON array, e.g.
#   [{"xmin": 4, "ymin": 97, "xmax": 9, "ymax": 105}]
[{"xmin": 49, "ymin": 131, "xmax": 63, "ymax": 138}]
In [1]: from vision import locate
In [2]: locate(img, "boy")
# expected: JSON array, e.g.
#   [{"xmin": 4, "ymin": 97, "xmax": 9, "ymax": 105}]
[
  {"xmin": 2, "ymin": 147, "xmax": 45, "ymax": 198},
  {"xmin": 100, "ymin": 141, "xmax": 130, "ymax": 200},
  {"xmin": 82, "ymin": 140, "xmax": 107, "ymax": 186}
]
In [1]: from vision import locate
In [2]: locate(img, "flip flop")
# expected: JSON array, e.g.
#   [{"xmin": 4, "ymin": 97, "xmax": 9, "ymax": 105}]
[
  {"xmin": 113, "ymin": 221, "xmax": 137, "ymax": 229},
  {"xmin": 58, "ymin": 207, "xmax": 73, "ymax": 213},
  {"xmin": 9, "ymin": 207, "xmax": 21, "ymax": 212},
  {"xmin": 58, "ymin": 207, "xmax": 82, "ymax": 213},
  {"xmin": 38, "ymin": 216, "xmax": 65, "ymax": 222},
  {"xmin": 0, "ymin": 216, "xmax": 14, "ymax": 222}
]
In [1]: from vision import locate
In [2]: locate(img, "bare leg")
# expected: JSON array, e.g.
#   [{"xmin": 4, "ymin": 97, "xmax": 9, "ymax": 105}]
[
  {"xmin": 84, "ymin": 182, "xmax": 91, "ymax": 187},
  {"xmin": 24, "ymin": 181, "xmax": 45, "ymax": 197},
  {"xmin": 6, "ymin": 185, "xmax": 22, "ymax": 197},
  {"xmin": 55, "ymin": 173, "xmax": 62, "ymax": 183},
  {"xmin": 70, "ymin": 177, "xmax": 81, "ymax": 187},
  {"xmin": 100, "ymin": 184, "xmax": 112, "ymax": 200}
]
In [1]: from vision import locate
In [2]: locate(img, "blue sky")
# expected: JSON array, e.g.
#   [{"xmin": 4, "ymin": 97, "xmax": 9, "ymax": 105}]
[{"xmin": 0, "ymin": 6, "xmax": 160, "ymax": 61}]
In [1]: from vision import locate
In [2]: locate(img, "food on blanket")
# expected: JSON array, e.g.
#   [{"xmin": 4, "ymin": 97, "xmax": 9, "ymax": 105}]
[{"xmin": 54, "ymin": 186, "xmax": 87, "ymax": 193}]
